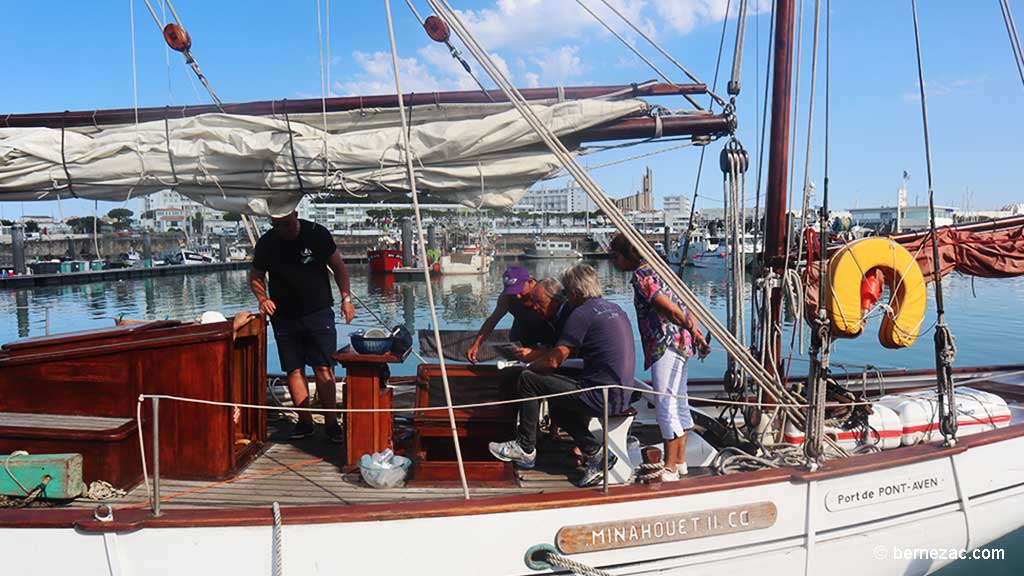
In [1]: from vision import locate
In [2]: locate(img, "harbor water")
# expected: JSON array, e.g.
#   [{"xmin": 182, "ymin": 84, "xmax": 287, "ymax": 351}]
[{"xmin": 0, "ymin": 259, "xmax": 1020, "ymax": 573}]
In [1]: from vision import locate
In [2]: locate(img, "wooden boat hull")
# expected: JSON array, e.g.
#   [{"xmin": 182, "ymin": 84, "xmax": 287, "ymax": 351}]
[{"xmin": 1, "ymin": 424, "xmax": 1022, "ymax": 575}]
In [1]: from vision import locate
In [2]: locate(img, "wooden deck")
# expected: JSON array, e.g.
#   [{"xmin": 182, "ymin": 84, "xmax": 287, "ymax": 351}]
[{"xmin": 68, "ymin": 417, "xmax": 631, "ymax": 510}]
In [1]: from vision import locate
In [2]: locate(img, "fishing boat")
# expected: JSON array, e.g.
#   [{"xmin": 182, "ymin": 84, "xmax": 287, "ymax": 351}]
[
  {"xmin": 2, "ymin": 2, "xmax": 1024, "ymax": 575},
  {"xmin": 523, "ymin": 238, "xmax": 584, "ymax": 259},
  {"xmin": 438, "ymin": 245, "xmax": 491, "ymax": 275},
  {"xmin": 227, "ymin": 244, "xmax": 249, "ymax": 262},
  {"xmin": 367, "ymin": 236, "xmax": 405, "ymax": 274}
]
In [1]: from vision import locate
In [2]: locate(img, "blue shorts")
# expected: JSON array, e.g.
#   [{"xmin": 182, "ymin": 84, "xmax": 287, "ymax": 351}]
[{"xmin": 270, "ymin": 307, "xmax": 337, "ymax": 373}]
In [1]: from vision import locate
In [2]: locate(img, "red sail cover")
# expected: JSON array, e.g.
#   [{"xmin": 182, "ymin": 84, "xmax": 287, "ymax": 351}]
[{"xmin": 895, "ymin": 217, "xmax": 1024, "ymax": 281}]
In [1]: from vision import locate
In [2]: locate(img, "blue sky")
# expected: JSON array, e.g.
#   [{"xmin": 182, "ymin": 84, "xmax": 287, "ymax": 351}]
[{"xmin": 1, "ymin": 0, "xmax": 1022, "ymax": 219}]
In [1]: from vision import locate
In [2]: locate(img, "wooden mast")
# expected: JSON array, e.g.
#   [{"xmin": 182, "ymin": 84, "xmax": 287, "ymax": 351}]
[{"xmin": 763, "ymin": 0, "xmax": 797, "ymax": 369}]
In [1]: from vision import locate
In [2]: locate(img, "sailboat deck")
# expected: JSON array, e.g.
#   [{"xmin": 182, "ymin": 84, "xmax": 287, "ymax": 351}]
[{"xmin": 67, "ymin": 419, "xmax": 690, "ymax": 510}]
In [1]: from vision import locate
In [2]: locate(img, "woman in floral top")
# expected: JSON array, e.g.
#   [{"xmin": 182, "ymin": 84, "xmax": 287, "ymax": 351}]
[{"xmin": 609, "ymin": 234, "xmax": 711, "ymax": 481}]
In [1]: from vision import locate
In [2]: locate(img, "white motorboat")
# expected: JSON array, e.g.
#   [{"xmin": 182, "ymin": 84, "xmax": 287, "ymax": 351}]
[
  {"xmin": 689, "ymin": 233, "xmax": 762, "ymax": 269},
  {"xmin": 524, "ymin": 238, "xmax": 583, "ymax": 259}
]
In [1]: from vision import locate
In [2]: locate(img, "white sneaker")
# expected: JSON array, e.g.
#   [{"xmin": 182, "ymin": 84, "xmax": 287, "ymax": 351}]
[
  {"xmin": 488, "ymin": 440, "xmax": 536, "ymax": 469},
  {"xmin": 659, "ymin": 469, "xmax": 681, "ymax": 482},
  {"xmin": 577, "ymin": 451, "xmax": 618, "ymax": 487},
  {"xmin": 676, "ymin": 463, "xmax": 688, "ymax": 477}
]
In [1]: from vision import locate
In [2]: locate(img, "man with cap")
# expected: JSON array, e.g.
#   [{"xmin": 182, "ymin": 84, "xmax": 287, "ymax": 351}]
[
  {"xmin": 466, "ymin": 265, "xmax": 555, "ymax": 363},
  {"xmin": 250, "ymin": 210, "xmax": 356, "ymax": 443}
]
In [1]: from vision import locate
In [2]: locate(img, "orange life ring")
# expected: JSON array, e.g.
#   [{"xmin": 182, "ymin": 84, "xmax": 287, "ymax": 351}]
[{"xmin": 827, "ymin": 237, "xmax": 927, "ymax": 349}]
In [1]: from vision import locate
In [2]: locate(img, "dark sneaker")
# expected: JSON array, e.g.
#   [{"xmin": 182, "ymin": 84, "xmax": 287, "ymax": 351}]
[
  {"xmin": 325, "ymin": 423, "xmax": 344, "ymax": 444},
  {"xmin": 577, "ymin": 451, "xmax": 619, "ymax": 488},
  {"xmin": 288, "ymin": 420, "xmax": 315, "ymax": 440},
  {"xmin": 488, "ymin": 440, "xmax": 537, "ymax": 469}
]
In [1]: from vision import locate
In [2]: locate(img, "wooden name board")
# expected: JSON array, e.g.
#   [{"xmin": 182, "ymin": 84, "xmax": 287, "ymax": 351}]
[{"xmin": 555, "ymin": 501, "xmax": 777, "ymax": 554}]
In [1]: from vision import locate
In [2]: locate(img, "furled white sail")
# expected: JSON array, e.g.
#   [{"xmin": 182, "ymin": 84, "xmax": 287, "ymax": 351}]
[{"xmin": 0, "ymin": 98, "xmax": 645, "ymax": 216}]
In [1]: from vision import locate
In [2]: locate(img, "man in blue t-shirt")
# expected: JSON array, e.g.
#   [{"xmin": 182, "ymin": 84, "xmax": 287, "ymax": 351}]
[
  {"xmin": 489, "ymin": 263, "xmax": 635, "ymax": 487},
  {"xmin": 250, "ymin": 211, "xmax": 356, "ymax": 443}
]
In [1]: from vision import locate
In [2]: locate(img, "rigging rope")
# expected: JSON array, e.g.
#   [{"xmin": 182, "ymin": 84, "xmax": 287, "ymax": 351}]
[
  {"xmin": 729, "ymin": 0, "xmax": 749, "ymax": 97},
  {"xmin": 910, "ymin": 0, "xmax": 958, "ymax": 446},
  {"xmin": 406, "ymin": 0, "xmax": 494, "ymax": 100},
  {"xmin": 682, "ymin": 0, "xmax": 734, "ymax": 267},
  {"xmin": 384, "ymin": 0, "xmax": 470, "ymax": 500},
  {"xmin": 574, "ymin": 0, "xmax": 703, "ymax": 111},
  {"xmin": 542, "ymin": 550, "xmax": 615, "ymax": 576},
  {"xmin": 594, "ymin": 0, "xmax": 729, "ymax": 109},
  {"xmin": 998, "ymin": 0, "xmax": 1024, "ymax": 88},
  {"xmin": 316, "ymin": 0, "xmax": 331, "ymax": 190},
  {"xmin": 427, "ymin": 0, "xmax": 847, "ymax": 458},
  {"xmin": 802, "ymin": 0, "xmax": 828, "ymax": 468}
]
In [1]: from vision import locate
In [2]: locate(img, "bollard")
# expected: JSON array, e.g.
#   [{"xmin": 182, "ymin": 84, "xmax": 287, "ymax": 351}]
[
  {"xmin": 142, "ymin": 230, "xmax": 153, "ymax": 269},
  {"xmin": 12, "ymin": 224, "xmax": 26, "ymax": 275},
  {"xmin": 401, "ymin": 218, "xmax": 414, "ymax": 267},
  {"xmin": 640, "ymin": 446, "xmax": 664, "ymax": 484}
]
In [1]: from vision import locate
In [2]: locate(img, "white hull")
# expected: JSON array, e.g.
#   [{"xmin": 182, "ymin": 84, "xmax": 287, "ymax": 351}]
[
  {"xmin": 6, "ymin": 429, "xmax": 1022, "ymax": 576},
  {"xmin": 523, "ymin": 249, "xmax": 583, "ymax": 259},
  {"xmin": 690, "ymin": 247, "xmax": 757, "ymax": 269},
  {"xmin": 439, "ymin": 253, "xmax": 492, "ymax": 275}
]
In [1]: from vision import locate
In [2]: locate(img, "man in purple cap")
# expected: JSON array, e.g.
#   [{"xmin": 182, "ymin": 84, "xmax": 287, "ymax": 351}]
[{"xmin": 467, "ymin": 265, "xmax": 555, "ymax": 363}]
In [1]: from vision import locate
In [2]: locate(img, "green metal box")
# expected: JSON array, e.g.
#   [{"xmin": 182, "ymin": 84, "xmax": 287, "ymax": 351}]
[{"xmin": 1, "ymin": 453, "xmax": 84, "ymax": 499}]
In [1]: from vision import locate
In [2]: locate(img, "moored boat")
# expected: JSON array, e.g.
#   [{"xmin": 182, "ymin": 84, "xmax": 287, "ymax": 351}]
[
  {"xmin": 367, "ymin": 247, "xmax": 404, "ymax": 273},
  {"xmin": 523, "ymin": 238, "xmax": 583, "ymax": 259}
]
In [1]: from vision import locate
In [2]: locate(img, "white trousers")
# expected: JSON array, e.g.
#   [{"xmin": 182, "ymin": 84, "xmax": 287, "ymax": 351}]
[{"xmin": 651, "ymin": 347, "xmax": 692, "ymax": 440}]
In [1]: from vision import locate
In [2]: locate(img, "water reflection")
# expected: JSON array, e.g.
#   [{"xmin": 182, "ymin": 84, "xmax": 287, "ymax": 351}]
[
  {"xmin": 437, "ymin": 274, "xmax": 490, "ymax": 324},
  {"xmin": 1, "ymin": 261, "xmax": 1023, "ymax": 379},
  {"xmin": 15, "ymin": 291, "xmax": 29, "ymax": 338}
]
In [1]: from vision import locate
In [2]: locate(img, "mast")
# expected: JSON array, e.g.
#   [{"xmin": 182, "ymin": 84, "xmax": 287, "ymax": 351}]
[{"xmin": 763, "ymin": 0, "xmax": 797, "ymax": 368}]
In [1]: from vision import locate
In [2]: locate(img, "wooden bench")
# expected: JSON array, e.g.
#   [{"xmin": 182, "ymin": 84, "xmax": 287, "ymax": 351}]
[{"xmin": 0, "ymin": 412, "xmax": 140, "ymax": 490}]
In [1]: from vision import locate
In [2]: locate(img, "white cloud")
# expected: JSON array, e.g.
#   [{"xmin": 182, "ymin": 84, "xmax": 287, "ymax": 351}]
[
  {"xmin": 901, "ymin": 77, "xmax": 984, "ymax": 102},
  {"xmin": 335, "ymin": 51, "xmax": 457, "ymax": 96},
  {"xmin": 453, "ymin": 0, "xmax": 650, "ymax": 50},
  {"xmin": 333, "ymin": 0, "xmax": 747, "ymax": 98},
  {"xmin": 655, "ymin": 0, "xmax": 771, "ymax": 35},
  {"xmin": 532, "ymin": 45, "xmax": 586, "ymax": 85}
]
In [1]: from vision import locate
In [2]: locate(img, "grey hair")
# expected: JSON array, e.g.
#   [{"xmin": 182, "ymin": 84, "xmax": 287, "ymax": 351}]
[
  {"xmin": 535, "ymin": 277, "xmax": 563, "ymax": 299},
  {"xmin": 561, "ymin": 263, "xmax": 603, "ymax": 300}
]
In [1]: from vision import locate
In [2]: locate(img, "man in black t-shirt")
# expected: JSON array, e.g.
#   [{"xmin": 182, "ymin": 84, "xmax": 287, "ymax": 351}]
[{"xmin": 250, "ymin": 211, "xmax": 356, "ymax": 442}]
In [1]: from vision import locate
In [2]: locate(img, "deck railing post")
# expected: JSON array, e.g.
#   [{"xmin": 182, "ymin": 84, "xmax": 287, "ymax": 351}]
[
  {"xmin": 152, "ymin": 396, "xmax": 161, "ymax": 517},
  {"xmin": 602, "ymin": 387, "xmax": 609, "ymax": 494}
]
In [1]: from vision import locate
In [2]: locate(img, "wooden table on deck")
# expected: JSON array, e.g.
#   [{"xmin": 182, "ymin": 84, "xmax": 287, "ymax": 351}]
[{"xmin": 333, "ymin": 346, "xmax": 409, "ymax": 469}]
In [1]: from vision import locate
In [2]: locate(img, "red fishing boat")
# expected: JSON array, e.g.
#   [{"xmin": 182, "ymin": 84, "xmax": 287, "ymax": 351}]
[{"xmin": 367, "ymin": 246, "xmax": 404, "ymax": 273}]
